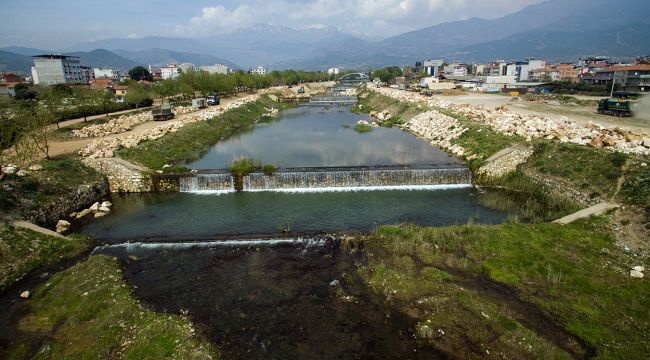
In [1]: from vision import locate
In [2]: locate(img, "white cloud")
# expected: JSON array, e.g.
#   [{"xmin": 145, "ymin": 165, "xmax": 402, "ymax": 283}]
[{"xmin": 173, "ymin": 0, "xmax": 544, "ymax": 37}]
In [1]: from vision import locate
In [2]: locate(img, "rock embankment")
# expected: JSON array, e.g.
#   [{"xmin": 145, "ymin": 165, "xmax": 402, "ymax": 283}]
[
  {"xmin": 402, "ymin": 110, "xmax": 469, "ymax": 158},
  {"xmin": 372, "ymin": 87, "xmax": 650, "ymax": 156},
  {"xmin": 79, "ymin": 95, "xmax": 260, "ymax": 158},
  {"xmin": 72, "ymin": 106, "xmax": 194, "ymax": 138}
]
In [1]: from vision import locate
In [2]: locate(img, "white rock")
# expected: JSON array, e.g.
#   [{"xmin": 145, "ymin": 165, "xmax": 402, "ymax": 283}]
[
  {"xmin": 20, "ymin": 291, "xmax": 30, "ymax": 299},
  {"xmin": 642, "ymin": 163, "xmax": 648, "ymax": 167},
  {"xmin": 643, "ymin": 138, "xmax": 650, "ymax": 148},
  {"xmin": 76, "ymin": 208, "xmax": 91, "ymax": 219},
  {"xmin": 16, "ymin": 170, "xmax": 28, "ymax": 177},
  {"xmin": 94, "ymin": 211, "xmax": 107, "ymax": 218},
  {"xmin": 162, "ymin": 164, "xmax": 171, "ymax": 169},
  {"xmin": 56, "ymin": 220, "xmax": 71, "ymax": 233},
  {"xmin": 2, "ymin": 164, "xmax": 18, "ymax": 174},
  {"xmin": 632, "ymin": 266, "xmax": 645, "ymax": 273},
  {"xmin": 101, "ymin": 201, "xmax": 112, "ymax": 208},
  {"xmin": 329, "ymin": 280, "xmax": 340, "ymax": 286},
  {"xmin": 28, "ymin": 164, "xmax": 43, "ymax": 171},
  {"xmin": 630, "ymin": 270, "xmax": 644, "ymax": 278},
  {"xmin": 89, "ymin": 202, "xmax": 100, "ymax": 211},
  {"xmin": 98, "ymin": 206, "xmax": 111, "ymax": 213}
]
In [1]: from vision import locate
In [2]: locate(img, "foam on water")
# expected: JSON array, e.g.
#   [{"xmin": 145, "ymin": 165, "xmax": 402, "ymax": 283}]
[
  {"xmin": 92, "ymin": 238, "xmax": 311, "ymax": 254},
  {"xmin": 243, "ymin": 184, "xmax": 473, "ymax": 193}
]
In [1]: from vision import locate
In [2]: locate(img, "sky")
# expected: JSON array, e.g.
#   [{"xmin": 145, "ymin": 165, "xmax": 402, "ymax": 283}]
[{"xmin": 0, "ymin": 0, "xmax": 545, "ymax": 49}]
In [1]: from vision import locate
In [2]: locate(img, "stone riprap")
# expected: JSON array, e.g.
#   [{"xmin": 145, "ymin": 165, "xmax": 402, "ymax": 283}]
[
  {"xmin": 477, "ymin": 146, "xmax": 535, "ymax": 178},
  {"xmin": 72, "ymin": 106, "xmax": 195, "ymax": 138},
  {"xmin": 82, "ymin": 157, "xmax": 152, "ymax": 193},
  {"xmin": 401, "ymin": 110, "xmax": 470, "ymax": 158},
  {"xmin": 372, "ymin": 87, "xmax": 650, "ymax": 156},
  {"xmin": 79, "ymin": 95, "xmax": 261, "ymax": 158}
]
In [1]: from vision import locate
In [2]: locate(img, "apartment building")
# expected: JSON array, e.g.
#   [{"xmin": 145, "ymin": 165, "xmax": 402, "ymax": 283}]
[{"xmin": 32, "ymin": 54, "xmax": 82, "ymax": 85}]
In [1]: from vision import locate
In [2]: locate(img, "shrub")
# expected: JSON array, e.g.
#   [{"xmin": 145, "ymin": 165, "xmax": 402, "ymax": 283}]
[
  {"xmin": 354, "ymin": 123, "xmax": 374, "ymax": 133},
  {"xmin": 229, "ymin": 156, "xmax": 261, "ymax": 176},
  {"xmin": 262, "ymin": 164, "xmax": 277, "ymax": 175}
]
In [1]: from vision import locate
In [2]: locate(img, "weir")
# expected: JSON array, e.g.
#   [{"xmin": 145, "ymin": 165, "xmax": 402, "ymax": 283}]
[{"xmin": 176, "ymin": 166, "xmax": 472, "ymax": 193}]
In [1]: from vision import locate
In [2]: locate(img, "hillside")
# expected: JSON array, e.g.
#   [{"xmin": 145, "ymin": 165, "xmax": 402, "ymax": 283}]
[
  {"xmin": 0, "ymin": 50, "xmax": 33, "ymax": 74},
  {"xmin": 114, "ymin": 48, "xmax": 238, "ymax": 69},
  {"xmin": 65, "ymin": 49, "xmax": 139, "ymax": 72}
]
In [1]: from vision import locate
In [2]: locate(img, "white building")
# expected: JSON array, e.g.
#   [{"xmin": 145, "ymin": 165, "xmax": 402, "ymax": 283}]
[
  {"xmin": 201, "ymin": 64, "xmax": 232, "ymax": 75},
  {"xmin": 161, "ymin": 64, "xmax": 181, "ymax": 80},
  {"xmin": 30, "ymin": 66, "xmax": 39, "ymax": 85},
  {"xmin": 93, "ymin": 67, "xmax": 120, "ymax": 79},
  {"xmin": 327, "ymin": 67, "xmax": 340, "ymax": 75},
  {"xmin": 506, "ymin": 60, "xmax": 547, "ymax": 82},
  {"xmin": 423, "ymin": 60, "xmax": 444, "ymax": 76},
  {"xmin": 32, "ymin": 54, "xmax": 82, "ymax": 85},
  {"xmin": 179, "ymin": 63, "xmax": 201, "ymax": 73},
  {"xmin": 250, "ymin": 66, "xmax": 267, "ymax": 76}
]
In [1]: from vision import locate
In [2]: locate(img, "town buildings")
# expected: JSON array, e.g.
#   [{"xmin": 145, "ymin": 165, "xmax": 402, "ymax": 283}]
[
  {"xmin": 31, "ymin": 54, "xmax": 83, "ymax": 85},
  {"xmin": 160, "ymin": 64, "xmax": 181, "ymax": 80},
  {"xmin": 423, "ymin": 60, "xmax": 444, "ymax": 76},
  {"xmin": 327, "ymin": 67, "xmax": 340, "ymax": 75},
  {"xmin": 249, "ymin": 66, "xmax": 267, "ymax": 76},
  {"xmin": 93, "ymin": 67, "xmax": 120, "ymax": 79},
  {"xmin": 81, "ymin": 66, "xmax": 95, "ymax": 84},
  {"xmin": 201, "ymin": 64, "xmax": 232, "ymax": 75},
  {"xmin": 596, "ymin": 64, "xmax": 650, "ymax": 93}
]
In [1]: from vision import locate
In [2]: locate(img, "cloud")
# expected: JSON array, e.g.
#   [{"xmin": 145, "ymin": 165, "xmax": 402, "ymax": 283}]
[{"xmin": 171, "ymin": 0, "xmax": 545, "ymax": 38}]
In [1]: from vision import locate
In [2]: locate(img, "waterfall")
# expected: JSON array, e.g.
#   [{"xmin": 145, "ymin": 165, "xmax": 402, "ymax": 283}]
[
  {"xmin": 244, "ymin": 168, "xmax": 471, "ymax": 191},
  {"xmin": 179, "ymin": 173, "xmax": 235, "ymax": 192},
  {"xmin": 178, "ymin": 167, "xmax": 472, "ymax": 193}
]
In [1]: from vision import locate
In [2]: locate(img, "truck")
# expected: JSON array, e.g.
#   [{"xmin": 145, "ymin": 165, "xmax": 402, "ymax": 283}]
[
  {"xmin": 192, "ymin": 98, "xmax": 206, "ymax": 109},
  {"xmin": 207, "ymin": 94, "xmax": 220, "ymax": 106},
  {"xmin": 152, "ymin": 104, "xmax": 175, "ymax": 121},
  {"xmin": 598, "ymin": 98, "xmax": 632, "ymax": 117}
]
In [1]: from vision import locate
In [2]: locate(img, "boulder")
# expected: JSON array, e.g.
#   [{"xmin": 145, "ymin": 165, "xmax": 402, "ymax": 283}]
[
  {"xmin": 16, "ymin": 170, "xmax": 28, "ymax": 177},
  {"xmin": 20, "ymin": 291, "xmax": 30, "ymax": 299},
  {"xmin": 2, "ymin": 164, "xmax": 18, "ymax": 175},
  {"xmin": 28, "ymin": 164, "xmax": 43, "ymax": 171},
  {"xmin": 630, "ymin": 270, "xmax": 644, "ymax": 278},
  {"xmin": 94, "ymin": 212, "xmax": 107, "ymax": 218},
  {"xmin": 89, "ymin": 202, "xmax": 100, "ymax": 211},
  {"xmin": 76, "ymin": 208, "xmax": 91, "ymax": 219},
  {"xmin": 98, "ymin": 206, "xmax": 111, "ymax": 213},
  {"xmin": 101, "ymin": 201, "xmax": 112, "ymax": 208},
  {"xmin": 643, "ymin": 138, "xmax": 650, "ymax": 148},
  {"xmin": 632, "ymin": 266, "xmax": 645, "ymax": 272},
  {"xmin": 55, "ymin": 220, "xmax": 71, "ymax": 233},
  {"xmin": 329, "ymin": 280, "xmax": 340, "ymax": 287}
]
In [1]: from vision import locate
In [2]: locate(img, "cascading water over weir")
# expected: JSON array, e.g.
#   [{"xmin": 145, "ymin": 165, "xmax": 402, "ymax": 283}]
[{"xmin": 174, "ymin": 166, "xmax": 472, "ymax": 193}]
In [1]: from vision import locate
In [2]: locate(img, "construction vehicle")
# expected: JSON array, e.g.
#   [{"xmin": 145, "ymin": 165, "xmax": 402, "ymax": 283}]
[
  {"xmin": 598, "ymin": 98, "xmax": 632, "ymax": 117},
  {"xmin": 152, "ymin": 104, "xmax": 175, "ymax": 121},
  {"xmin": 297, "ymin": 87, "xmax": 305, "ymax": 94}
]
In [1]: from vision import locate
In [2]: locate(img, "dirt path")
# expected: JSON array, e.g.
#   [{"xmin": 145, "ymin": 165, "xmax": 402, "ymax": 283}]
[
  {"xmin": 46, "ymin": 93, "xmax": 252, "ymax": 157},
  {"xmin": 56, "ymin": 106, "xmax": 154, "ymax": 129},
  {"xmin": 443, "ymin": 93, "xmax": 650, "ymax": 133}
]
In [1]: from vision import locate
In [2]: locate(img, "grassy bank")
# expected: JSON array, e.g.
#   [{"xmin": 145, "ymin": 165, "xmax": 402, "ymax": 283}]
[
  {"xmin": 0, "ymin": 156, "xmax": 105, "ymax": 222},
  {"xmin": 351, "ymin": 219, "xmax": 649, "ymax": 359},
  {"xmin": 2, "ymin": 255, "xmax": 218, "ymax": 359},
  {"xmin": 0, "ymin": 224, "xmax": 92, "ymax": 291},
  {"xmin": 118, "ymin": 95, "xmax": 292, "ymax": 170}
]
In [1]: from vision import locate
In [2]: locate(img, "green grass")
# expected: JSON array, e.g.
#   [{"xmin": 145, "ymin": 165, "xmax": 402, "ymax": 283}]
[
  {"xmin": 229, "ymin": 156, "xmax": 261, "ymax": 176},
  {"xmin": 356, "ymin": 219, "xmax": 650, "ymax": 359},
  {"xmin": 118, "ymin": 95, "xmax": 292, "ymax": 170},
  {"xmin": 356, "ymin": 90, "xmax": 422, "ymax": 123},
  {"xmin": 353, "ymin": 123, "xmax": 374, "ymax": 133},
  {"xmin": 4, "ymin": 255, "xmax": 219, "ymax": 359},
  {"xmin": 0, "ymin": 224, "xmax": 92, "ymax": 291},
  {"xmin": 527, "ymin": 141, "xmax": 629, "ymax": 200},
  {"xmin": 262, "ymin": 163, "xmax": 277, "ymax": 175}
]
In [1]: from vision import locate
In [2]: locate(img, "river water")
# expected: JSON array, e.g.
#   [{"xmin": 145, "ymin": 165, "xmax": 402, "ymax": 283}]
[{"xmin": 80, "ymin": 94, "xmax": 511, "ymax": 359}]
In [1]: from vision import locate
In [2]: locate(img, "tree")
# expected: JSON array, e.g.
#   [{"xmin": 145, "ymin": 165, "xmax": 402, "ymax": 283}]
[
  {"xmin": 125, "ymin": 83, "xmax": 153, "ymax": 108},
  {"xmin": 13, "ymin": 83, "xmax": 38, "ymax": 100},
  {"xmin": 128, "ymin": 66, "xmax": 153, "ymax": 81}
]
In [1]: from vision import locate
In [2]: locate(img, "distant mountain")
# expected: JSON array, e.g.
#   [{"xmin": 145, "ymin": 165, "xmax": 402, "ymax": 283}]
[
  {"xmin": 114, "ymin": 48, "xmax": 238, "ymax": 69},
  {"xmin": 0, "ymin": 50, "xmax": 32, "ymax": 74},
  {"xmin": 65, "ymin": 49, "xmax": 139, "ymax": 72},
  {"xmin": 0, "ymin": 46, "xmax": 51, "ymax": 56},
  {"xmin": 459, "ymin": 0, "xmax": 650, "ymax": 61}
]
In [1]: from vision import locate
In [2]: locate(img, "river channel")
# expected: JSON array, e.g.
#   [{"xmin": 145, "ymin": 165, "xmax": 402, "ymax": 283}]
[{"xmin": 81, "ymin": 93, "xmax": 512, "ymax": 359}]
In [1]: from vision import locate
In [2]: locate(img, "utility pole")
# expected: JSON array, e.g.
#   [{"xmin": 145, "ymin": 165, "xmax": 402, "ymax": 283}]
[{"xmin": 610, "ymin": 72, "xmax": 616, "ymax": 98}]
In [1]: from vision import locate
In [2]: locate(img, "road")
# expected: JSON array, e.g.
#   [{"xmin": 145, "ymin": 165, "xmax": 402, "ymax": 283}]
[
  {"xmin": 56, "ymin": 106, "xmax": 153, "ymax": 129},
  {"xmin": 442, "ymin": 93, "xmax": 650, "ymax": 133}
]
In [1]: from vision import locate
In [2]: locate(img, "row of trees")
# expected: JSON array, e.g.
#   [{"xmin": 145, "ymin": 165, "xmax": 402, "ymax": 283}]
[{"xmin": 369, "ymin": 67, "xmax": 404, "ymax": 83}]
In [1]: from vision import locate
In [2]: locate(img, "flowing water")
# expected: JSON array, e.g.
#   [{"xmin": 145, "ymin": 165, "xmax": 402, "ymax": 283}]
[
  {"xmin": 76, "ymin": 96, "xmax": 515, "ymax": 358},
  {"xmin": 185, "ymin": 103, "xmax": 461, "ymax": 169}
]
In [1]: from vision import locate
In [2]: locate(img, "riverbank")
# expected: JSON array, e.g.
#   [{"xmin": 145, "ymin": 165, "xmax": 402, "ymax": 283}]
[{"xmin": 0, "ymin": 255, "xmax": 219, "ymax": 359}]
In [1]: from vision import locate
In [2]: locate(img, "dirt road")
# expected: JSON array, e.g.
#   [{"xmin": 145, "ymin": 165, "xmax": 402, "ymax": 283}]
[{"xmin": 442, "ymin": 93, "xmax": 650, "ymax": 133}]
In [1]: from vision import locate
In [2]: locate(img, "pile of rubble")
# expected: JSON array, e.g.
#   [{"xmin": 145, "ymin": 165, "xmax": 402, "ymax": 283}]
[
  {"xmin": 372, "ymin": 87, "xmax": 650, "ymax": 156},
  {"xmin": 79, "ymin": 95, "xmax": 260, "ymax": 158},
  {"xmin": 337, "ymin": 88, "xmax": 357, "ymax": 97},
  {"xmin": 72, "ymin": 106, "xmax": 194, "ymax": 138},
  {"xmin": 403, "ymin": 110, "xmax": 469, "ymax": 158}
]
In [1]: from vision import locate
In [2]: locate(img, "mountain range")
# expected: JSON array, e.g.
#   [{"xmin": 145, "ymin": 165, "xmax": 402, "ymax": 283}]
[{"xmin": 1, "ymin": 0, "xmax": 649, "ymax": 74}]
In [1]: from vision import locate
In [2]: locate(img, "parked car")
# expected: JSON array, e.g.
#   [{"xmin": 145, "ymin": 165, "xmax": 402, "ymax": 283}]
[{"xmin": 207, "ymin": 95, "xmax": 220, "ymax": 106}]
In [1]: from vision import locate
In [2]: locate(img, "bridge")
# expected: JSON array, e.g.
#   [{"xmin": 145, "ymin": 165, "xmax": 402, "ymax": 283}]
[
  {"xmin": 337, "ymin": 73, "xmax": 370, "ymax": 83},
  {"xmin": 307, "ymin": 96, "xmax": 358, "ymax": 105}
]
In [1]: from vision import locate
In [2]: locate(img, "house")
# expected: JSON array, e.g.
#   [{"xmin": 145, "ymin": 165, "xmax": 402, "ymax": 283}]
[
  {"xmin": 423, "ymin": 60, "xmax": 444, "ymax": 76},
  {"xmin": 90, "ymin": 78, "xmax": 114, "ymax": 91},
  {"xmin": 161, "ymin": 64, "xmax": 181, "ymax": 80},
  {"xmin": 506, "ymin": 59, "xmax": 546, "ymax": 82},
  {"xmin": 327, "ymin": 68, "xmax": 340, "ymax": 75},
  {"xmin": 32, "ymin": 54, "xmax": 83, "ymax": 85},
  {"xmin": 596, "ymin": 64, "xmax": 650, "ymax": 93},
  {"xmin": 201, "ymin": 64, "xmax": 232, "ymax": 75},
  {"xmin": 529, "ymin": 67, "xmax": 560, "ymax": 82},
  {"xmin": 112, "ymin": 84, "xmax": 129, "ymax": 101},
  {"xmin": 249, "ymin": 66, "xmax": 267, "ymax": 76},
  {"xmin": 93, "ymin": 67, "xmax": 120, "ymax": 79},
  {"xmin": 80, "ymin": 66, "xmax": 95, "ymax": 84}
]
